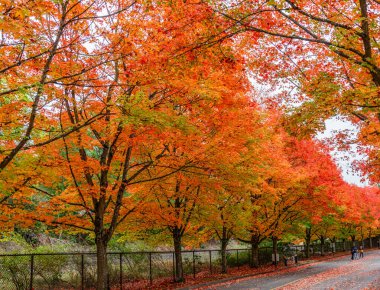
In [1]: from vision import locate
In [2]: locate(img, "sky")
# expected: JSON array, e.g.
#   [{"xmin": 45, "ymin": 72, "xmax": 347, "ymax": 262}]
[{"xmin": 317, "ymin": 118, "xmax": 368, "ymax": 187}]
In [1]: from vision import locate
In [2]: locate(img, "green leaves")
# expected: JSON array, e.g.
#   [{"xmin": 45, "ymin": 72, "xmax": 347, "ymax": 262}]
[{"xmin": 117, "ymin": 92, "xmax": 194, "ymax": 133}]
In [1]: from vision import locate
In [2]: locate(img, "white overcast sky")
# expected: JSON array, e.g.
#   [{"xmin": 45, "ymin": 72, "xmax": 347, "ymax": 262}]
[{"xmin": 317, "ymin": 118, "xmax": 368, "ymax": 187}]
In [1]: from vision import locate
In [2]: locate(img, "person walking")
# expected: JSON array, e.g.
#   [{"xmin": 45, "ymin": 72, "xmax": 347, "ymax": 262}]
[
  {"xmin": 359, "ymin": 245, "xmax": 364, "ymax": 258},
  {"xmin": 351, "ymin": 245, "xmax": 358, "ymax": 260}
]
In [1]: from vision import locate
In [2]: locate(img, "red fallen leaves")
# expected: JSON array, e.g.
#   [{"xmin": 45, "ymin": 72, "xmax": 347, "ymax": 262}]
[
  {"xmin": 111, "ymin": 252, "xmax": 356, "ymax": 289},
  {"xmin": 265, "ymin": 253, "xmax": 379, "ymax": 290},
  {"xmin": 192, "ymin": 251, "xmax": 379, "ymax": 290},
  {"xmin": 279, "ymin": 263, "xmax": 366, "ymax": 289}
]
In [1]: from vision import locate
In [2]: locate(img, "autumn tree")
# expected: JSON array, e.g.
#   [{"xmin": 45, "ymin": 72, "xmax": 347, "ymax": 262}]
[
  {"xmin": 25, "ymin": 1, "xmax": 251, "ymax": 288},
  {"xmin": 336, "ymin": 184, "xmax": 380, "ymax": 245},
  {"xmin": 0, "ymin": 0, "xmax": 129, "ymax": 170},
  {"xmin": 208, "ymin": 0, "xmax": 380, "ymax": 184},
  {"xmin": 134, "ymin": 77, "xmax": 257, "ymax": 281},
  {"xmin": 232, "ymin": 117, "xmax": 303, "ymax": 267},
  {"xmin": 0, "ymin": 0, "xmax": 137, "ymax": 233},
  {"xmin": 285, "ymin": 138, "xmax": 346, "ymax": 256},
  {"xmin": 189, "ymin": 100, "xmax": 266, "ymax": 274}
]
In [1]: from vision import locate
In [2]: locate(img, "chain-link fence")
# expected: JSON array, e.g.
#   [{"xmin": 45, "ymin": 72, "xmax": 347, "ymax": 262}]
[{"xmin": 0, "ymin": 236, "xmax": 378, "ymax": 289}]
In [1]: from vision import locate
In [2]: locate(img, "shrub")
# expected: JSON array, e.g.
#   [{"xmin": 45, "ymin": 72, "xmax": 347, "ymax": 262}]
[{"xmin": 0, "ymin": 255, "xmax": 30, "ymax": 290}]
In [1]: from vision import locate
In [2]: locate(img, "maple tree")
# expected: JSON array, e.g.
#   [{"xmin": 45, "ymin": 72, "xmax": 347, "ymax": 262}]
[
  {"xmin": 335, "ymin": 184, "xmax": 380, "ymax": 244},
  {"xmin": 207, "ymin": 170, "xmax": 256, "ymax": 273},
  {"xmin": 191, "ymin": 97, "xmax": 270, "ymax": 273},
  {"xmin": 133, "ymin": 72, "xmax": 258, "ymax": 281},
  {"xmin": 0, "ymin": 0, "xmax": 138, "ymax": 210},
  {"xmin": 232, "ymin": 128, "xmax": 364, "ymax": 265},
  {"xmin": 0, "ymin": 0, "xmax": 128, "ymax": 170},
  {"xmin": 210, "ymin": 0, "xmax": 380, "ymax": 184},
  {"xmin": 231, "ymin": 118, "xmax": 300, "ymax": 267},
  {"xmin": 0, "ymin": 0, "xmax": 137, "ymax": 237},
  {"xmin": 23, "ymin": 1, "xmax": 252, "ymax": 288},
  {"xmin": 209, "ymin": 187, "xmax": 243, "ymax": 273},
  {"xmin": 285, "ymin": 138, "xmax": 346, "ymax": 256},
  {"xmin": 142, "ymin": 175, "xmax": 204, "ymax": 282}
]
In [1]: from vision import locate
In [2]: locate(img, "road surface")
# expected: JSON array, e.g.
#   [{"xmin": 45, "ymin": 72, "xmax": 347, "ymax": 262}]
[{"xmin": 207, "ymin": 250, "xmax": 380, "ymax": 290}]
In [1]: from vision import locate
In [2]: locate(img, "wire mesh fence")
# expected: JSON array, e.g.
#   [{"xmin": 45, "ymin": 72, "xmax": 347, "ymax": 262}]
[{"xmin": 0, "ymin": 236, "xmax": 378, "ymax": 289}]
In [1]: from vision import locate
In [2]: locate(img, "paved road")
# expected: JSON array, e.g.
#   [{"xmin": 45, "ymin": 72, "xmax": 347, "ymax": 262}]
[{"xmin": 209, "ymin": 250, "xmax": 380, "ymax": 290}]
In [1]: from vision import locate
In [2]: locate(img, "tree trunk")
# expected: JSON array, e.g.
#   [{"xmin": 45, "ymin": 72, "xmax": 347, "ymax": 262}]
[
  {"xmin": 94, "ymin": 200, "xmax": 109, "ymax": 290},
  {"xmin": 220, "ymin": 226, "xmax": 230, "ymax": 274},
  {"xmin": 272, "ymin": 236, "xmax": 278, "ymax": 265},
  {"xmin": 96, "ymin": 237, "xmax": 108, "ymax": 290},
  {"xmin": 320, "ymin": 236, "xmax": 325, "ymax": 256},
  {"xmin": 221, "ymin": 238, "xmax": 228, "ymax": 273},
  {"xmin": 250, "ymin": 236, "xmax": 260, "ymax": 268},
  {"xmin": 305, "ymin": 228, "xmax": 311, "ymax": 258},
  {"xmin": 351, "ymin": 235, "xmax": 356, "ymax": 248},
  {"xmin": 173, "ymin": 230, "xmax": 184, "ymax": 282},
  {"xmin": 360, "ymin": 235, "xmax": 364, "ymax": 247},
  {"xmin": 331, "ymin": 237, "xmax": 336, "ymax": 253},
  {"xmin": 305, "ymin": 240, "xmax": 310, "ymax": 258}
]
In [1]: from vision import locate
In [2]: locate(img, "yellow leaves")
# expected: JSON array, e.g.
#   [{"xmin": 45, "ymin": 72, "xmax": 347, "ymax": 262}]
[{"xmin": 360, "ymin": 121, "xmax": 380, "ymax": 144}]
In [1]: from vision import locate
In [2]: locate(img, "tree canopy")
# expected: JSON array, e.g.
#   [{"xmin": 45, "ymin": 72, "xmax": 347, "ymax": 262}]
[{"xmin": 0, "ymin": 0, "xmax": 379, "ymax": 289}]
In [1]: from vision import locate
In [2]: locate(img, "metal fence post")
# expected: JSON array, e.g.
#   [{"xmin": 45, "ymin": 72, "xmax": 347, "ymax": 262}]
[
  {"xmin": 81, "ymin": 254, "xmax": 84, "ymax": 290},
  {"xmin": 274, "ymin": 249, "xmax": 277, "ymax": 266},
  {"xmin": 172, "ymin": 252, "xmax": 175, "ymax": 281},
  {"xmin": 237, "ymin": 250, "xmax": 239, "ymax": 269},
  {"xmin": 249, "ymin": 248, "xmax": 252, "ymax": 266},
  {"xmin": 192, "ymin": 251, "xmax": 195, "ymax": 278},
  {"xmin": 149, "ymin": 252, "xmax": 153, "ymax": 285},
  {"xmin": 119, "ymin": 253, "xmax": 123, "ymax": 290},
  {"xmin": 209, "ymin": 250, "xmax": 212, "ymax": 274},
  {"xmin": 29, "ymin": 254, "xmax": 34, "ymax": 290}
]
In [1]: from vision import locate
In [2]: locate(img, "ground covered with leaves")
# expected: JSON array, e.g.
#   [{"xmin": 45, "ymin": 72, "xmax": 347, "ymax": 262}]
[
  {"xmin": 118, "ymin": 250, "xmax": 368, "ymax": 289},
  {"xmin": 188, "ymin": 249, "xmax": 380, "ymax": 290}
]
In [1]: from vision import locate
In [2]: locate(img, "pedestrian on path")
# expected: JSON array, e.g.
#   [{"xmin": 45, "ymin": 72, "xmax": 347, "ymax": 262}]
[
  {"xmin": 351, "ymin": 245, "xmax": 358, "ymax": 260},
  {"xmin": 359, "ymin": 246, "xmax": 364, "ymax": 258}
]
